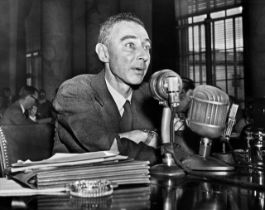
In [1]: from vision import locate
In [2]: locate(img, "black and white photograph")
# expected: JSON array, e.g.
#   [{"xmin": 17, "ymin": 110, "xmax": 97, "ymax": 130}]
[{"xmin": 0, "ymin": 0, "xmax": 264, "ymax": 209}]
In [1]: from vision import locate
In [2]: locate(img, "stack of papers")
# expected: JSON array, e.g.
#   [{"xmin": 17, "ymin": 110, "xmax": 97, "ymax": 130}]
[
  {"xmin": 36, "ymin": 160, "xmax": 150, "ymax": 189},
  {"xmin": 0, "ymin": 178, "xmax": 66, "ymax": 196},
  {"xmin": 11, "ymin": 151, "xmax": 122, "ymax": 173},
  {"xmin": 10, "ymin": 151, "xmax": 150, "ymax": 189}
]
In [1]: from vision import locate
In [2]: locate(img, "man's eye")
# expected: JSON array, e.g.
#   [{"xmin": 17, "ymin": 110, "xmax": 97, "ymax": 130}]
[
  {"xmin": 144, "ymin": 45, "xmax": 151, "ymax": 51},
  {"xmin": 125, "ymin": 43, "xmax": 135, "ymax": 49}
]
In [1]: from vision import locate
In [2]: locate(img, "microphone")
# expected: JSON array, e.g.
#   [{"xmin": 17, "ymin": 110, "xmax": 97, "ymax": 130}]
[
  {"xmin": 183, "ymin": 85, "xmax": 234, "ymax": 172},
  {"xmin": 149, "ymin": 69, "xmax": 183, "ymax": 144},
  {"xmin": 187, "ymin": 85, "xmax": 230, "ymax": 139},
  {"xmin": 149, "ymin": 70, "xmax": 185, "ymax": 177},
  {"xmin": 149, "ymin": 69, "xmax": 182, "ymax": 107}
]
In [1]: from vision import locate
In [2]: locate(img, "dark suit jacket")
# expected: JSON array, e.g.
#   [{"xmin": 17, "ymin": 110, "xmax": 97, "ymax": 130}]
[
  {"xmin": 0, "ymin": 101, "xmax": 36, "ymax": 125},
  {"xmin": 53, "ymin": 70, "xmax": 162, "ymax": 165}
]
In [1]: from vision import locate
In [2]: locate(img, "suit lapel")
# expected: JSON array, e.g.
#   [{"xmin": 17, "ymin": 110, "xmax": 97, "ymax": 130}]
[{"xmin": 90, "ymin": 70, "xmax": 121, "ymax": 131}]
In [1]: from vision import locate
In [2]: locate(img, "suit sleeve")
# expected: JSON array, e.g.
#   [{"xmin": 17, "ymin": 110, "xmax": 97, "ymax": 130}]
[
  {"xmin": 53, "ymin": 78, "xmax": 162, "ymax": 165},
  {"xmin": 117, "ymin": 137, "xmax": 161, "ymax": 166},
  {"xmin": 1, "ymin": 106, "xmax": 36, "ymax": 125},
  {"xmin": 53, "ymin": 80, "xmax": 117, "ymax": 152}
]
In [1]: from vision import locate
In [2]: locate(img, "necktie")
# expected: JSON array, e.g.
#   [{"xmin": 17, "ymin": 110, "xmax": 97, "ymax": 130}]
[{"xmin": 120, "ymin": 100, "xmax": 133, "ymax": 132}]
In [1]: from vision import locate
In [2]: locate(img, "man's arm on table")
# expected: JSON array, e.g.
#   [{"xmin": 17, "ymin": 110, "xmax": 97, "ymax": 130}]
[{"xmin": 53, "ymin": 80, "xmax": 161, "ymax": 165}]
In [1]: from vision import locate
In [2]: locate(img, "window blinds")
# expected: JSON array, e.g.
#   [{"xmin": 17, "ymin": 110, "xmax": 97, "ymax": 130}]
[{"xmin": 175, "ymin": 0, "xmax": 242, "ymax": 18}]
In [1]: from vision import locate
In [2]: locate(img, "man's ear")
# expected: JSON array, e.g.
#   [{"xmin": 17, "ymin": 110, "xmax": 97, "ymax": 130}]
[
  {"xmin": 186, "ymin": 89, "xmax": 193, "ymax": 97},
  {"xmin": 95, "ymin": 43, "xmax": 109, "ymax": 63}
]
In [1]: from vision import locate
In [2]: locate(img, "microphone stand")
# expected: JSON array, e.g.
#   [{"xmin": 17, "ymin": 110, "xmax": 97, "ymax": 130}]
[
  {"xmin": 150, "ymin": 105, "xmax": 185, "ymax": 177},
  {"xmin": 212, "ymin": 104, "xmax": 239, "ymax": 165},
  {"xmin": 180, "ymin": 137, "xmax": 234, "ymax": 173},
  {"xmin": 149, "ymin": 70, "xmax": 186, "ymax": 177},
  {"xmin": 180, "ymin": 92, "xmax": 236, "ymax": 173}
]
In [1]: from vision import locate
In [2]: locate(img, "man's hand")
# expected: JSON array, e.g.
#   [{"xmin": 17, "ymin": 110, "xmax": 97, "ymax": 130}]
[
  {"xmin": 119, "ymin": 130, "xmax": 149, "ymax": 144},
  {"xmin": 142, "ymin": 130, "xmax": 159, "ymax": 149},
  {"xmin": 119, "ymin": 130, "xmax": 159, "ymax": 148},
  {"xmin": 174, "ymin": 117, "xmax": 185, "ymax": 131}
]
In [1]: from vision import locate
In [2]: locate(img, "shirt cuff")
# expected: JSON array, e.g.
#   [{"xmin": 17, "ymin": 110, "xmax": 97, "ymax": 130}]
[{"xmin": 110, "ymin": 138, "xmax": 119, "ymax": 153}]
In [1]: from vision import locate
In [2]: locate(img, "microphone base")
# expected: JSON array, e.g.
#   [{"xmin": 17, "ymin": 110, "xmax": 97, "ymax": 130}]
[
  {"xmin": 150, "ymin": 163, "xmax": 185, "ymax": 177},
  {"xmin": 182, "ymin": 154, "xmax": 234, "ymax": 174},
  {"xmin": 212, "ymin": 152, "xmax": 235, "ymax": 165},
  {"xmin": 150, "ymin": 152, "xmax": 186, "ymax": 177}
]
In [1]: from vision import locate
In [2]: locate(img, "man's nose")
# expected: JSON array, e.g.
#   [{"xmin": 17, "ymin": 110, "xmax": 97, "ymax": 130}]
[{"xmin": 138, "ymin": 47, "xmax": 150, "ymax": 62}]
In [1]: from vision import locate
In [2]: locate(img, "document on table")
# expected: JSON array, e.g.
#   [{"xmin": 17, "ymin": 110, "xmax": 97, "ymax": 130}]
[
  {"xmin": 12, "ymin": 151, "xmax": 119, "ymax": 166},
  {"xmin": 10, "ymin": 151, "xmax": 127, "ymax": 173},
  {"xmin": 0, "ymin": 178, "xmax": 67, "ymax": 196}
]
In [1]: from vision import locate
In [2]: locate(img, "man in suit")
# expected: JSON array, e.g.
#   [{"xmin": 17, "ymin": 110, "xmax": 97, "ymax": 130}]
[
  {"xmin": 53, "ymin": 13, "xmax": 162, "ymax": 165},
  {"xmin": 0, "ymin": 85, "xmax": 39, "ymax": 125}
]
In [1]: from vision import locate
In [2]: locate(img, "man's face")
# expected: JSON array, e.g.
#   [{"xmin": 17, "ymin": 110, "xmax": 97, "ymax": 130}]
[
  {"xmin": 106, "ymin": 21, "xmax": 151, "ymax": 86},
  {"xmin": 25, "ymin": 91, "xmax": 38, "ymax": 109},
  {"xmin": 29, "ymin": 105, "xmax": 37, "ymax": 116},
  {"xmin": 177, "ymin": 89, "xmax": 193, "ymax": 112},
  {"xmin": 39, "ymin": 91, "xmax": 46, "ymax": 100}
]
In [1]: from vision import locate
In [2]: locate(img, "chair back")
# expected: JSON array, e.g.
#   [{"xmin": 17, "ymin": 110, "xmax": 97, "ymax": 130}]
[{"xmin": 0, "ymin": 123, "xmax": 54, "ymax": 176}]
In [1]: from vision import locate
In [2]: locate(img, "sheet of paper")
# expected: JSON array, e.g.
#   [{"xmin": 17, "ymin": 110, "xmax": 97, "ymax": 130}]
[
  {"xmin": 10, "ymin": 155, "xmax": 128, "ymax": 173},
  {"xmin": 12, "ymin": 151, "xmax": 119, "ymax": 167},
  {"xmin": 0, "ymin": 178, "xmax": 67, "ymax": 196}
]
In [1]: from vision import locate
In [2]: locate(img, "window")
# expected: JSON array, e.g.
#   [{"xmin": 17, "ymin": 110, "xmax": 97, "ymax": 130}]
[
  {"xmin": 26, "ymin": 51, "xmax": 41, "ymax": 88},
  {"xmin": 175, "ymin": 0, "xmax": 244, "ymax": 106}
]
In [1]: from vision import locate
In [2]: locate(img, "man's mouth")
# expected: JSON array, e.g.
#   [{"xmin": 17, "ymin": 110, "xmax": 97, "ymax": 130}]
[{"xmin": 132, "ymin": 66, "xmax": 146, "ymax": 71}]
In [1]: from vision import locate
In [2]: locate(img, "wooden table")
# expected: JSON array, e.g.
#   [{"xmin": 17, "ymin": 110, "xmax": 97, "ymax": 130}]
[{"xmin": 0, "ymin": 169, "xmax": 264, "ymax": 210}]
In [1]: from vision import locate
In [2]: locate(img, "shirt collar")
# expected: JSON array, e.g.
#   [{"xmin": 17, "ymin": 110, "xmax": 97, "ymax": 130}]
[
  {"xmin": 19, "ymin": 103, "xmax": 25, "ymax": 114},
  {"xmin": 105, "ymin": 78, "xmax": 132, "ymax": 116}
]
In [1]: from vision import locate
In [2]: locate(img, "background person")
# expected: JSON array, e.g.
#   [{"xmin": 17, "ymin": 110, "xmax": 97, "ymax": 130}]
[
  {"xmin": 25, "ymin": 105, "xmax": 38, "ymax": 123},
  {"xmin": 174, "ymin": 77, "xmax": 198, "ymax": 155},
  {"xmin": 0, "ymin": 85, "xmax": 38, "ymax": 125},
  {"xmin": 36, "ymin": 89, "xmax": 54, "ymax": 123}
]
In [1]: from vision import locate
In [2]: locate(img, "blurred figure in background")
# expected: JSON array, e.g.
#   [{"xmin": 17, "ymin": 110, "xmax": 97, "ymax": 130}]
[
  {"xmin": 0, "ymin": 87, "xmax": 14, "ymax": 113},
  {"xmin": 229, "ymin": 95, "xmax": 250, "ymax": 135},
  {"xmin": 174, "ymin": 77, "xmax": 198, "ymax": 154},
  {"xmin": 0, "ymin": 85, "xmax": 38, "ymax": 125},
  {"xmin": 2, "ymin": 87, "xmax": 14, "ymax": 108},
  {"xmin": 36, "ymin": 89, "xmax": 54, "ymax": 123},
  {"xmin": 176, "ymin": 77, "xmax": 195, "ymax": 114}
]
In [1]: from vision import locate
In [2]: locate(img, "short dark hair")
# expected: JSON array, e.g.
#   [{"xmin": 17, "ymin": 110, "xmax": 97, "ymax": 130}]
[
  {"xmin": 181, "ymin": 77, "xmax": 195, "ymax": 92},
  {"xmin": 19, "ymin": 85, "xmax": 38, "ymax": 99},
  {"xmin": 39, "ymin": 89, "xmax": 46, "ymax": 95},
  {"xmin": 98, "ymin": 12, "xmax": 145, "ymax": 45}
]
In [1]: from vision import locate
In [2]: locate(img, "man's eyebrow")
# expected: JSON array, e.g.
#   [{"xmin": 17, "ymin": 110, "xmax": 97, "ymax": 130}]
[
  {"xmin": 120, "ymin": 35, "xmax": 136, "ymax": 41},
  {"xmin": 120, "ymin": 35, "xmax": 151, "ymax": 44}
]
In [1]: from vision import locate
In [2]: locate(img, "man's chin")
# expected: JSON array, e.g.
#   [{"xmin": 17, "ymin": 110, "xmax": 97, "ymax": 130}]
[
  {"xmin": 128, "ymin": 76, "xmax": 145, "ymax": 84},
  {"xmin": 131, "ymin": 79, "xmax": 144, "ymax": 85}
]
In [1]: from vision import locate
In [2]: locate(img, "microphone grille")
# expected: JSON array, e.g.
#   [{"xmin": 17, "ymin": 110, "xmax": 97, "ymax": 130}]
[
  {"xmin": 149, "ymin": 69, "xmax": 182, "ymax": 102},
  {"xmin": 187, "ymin": 85, "xmax": 230, "ymax": 138}
]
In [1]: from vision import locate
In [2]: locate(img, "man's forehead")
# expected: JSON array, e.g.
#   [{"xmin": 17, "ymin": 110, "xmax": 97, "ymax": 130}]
[{"xmin": 111, "ymin": 21, "xmax": 150, "ymax": 41}]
